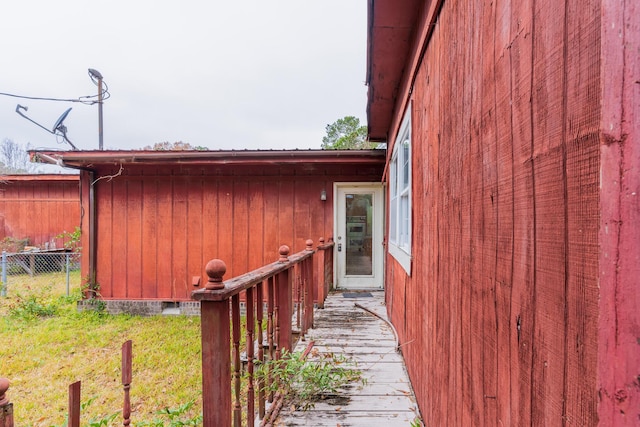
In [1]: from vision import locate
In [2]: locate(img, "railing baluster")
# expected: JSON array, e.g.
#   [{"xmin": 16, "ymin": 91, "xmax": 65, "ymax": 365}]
[
  {"xmin": 246, "ymin": 287, "xmax": 255, "ymax": 426},
  {"xmin": 232, "ymin": 294, "xmax": 241, "ymax": 427},
  {"xmin": 267, "ymin": 276, "xmax": 275, "ymax": 402},
  {"xmin": 298, "ymin": 267, "xmax": 305, "ymax": 341},
  {"xmin": 295, "ymin": 273, "xmax": 301, "ymax": 332},
  {"xmin": 274, "ymin": 273, "xmax": 281, "ymax": 362},
  {"xmin": 256, "ymin": 282, "xmax": 266, "ymax": 418}
]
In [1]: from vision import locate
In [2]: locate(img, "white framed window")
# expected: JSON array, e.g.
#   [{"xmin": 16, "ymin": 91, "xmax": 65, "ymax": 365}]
[{"xmin": 388, "ymin": 105, "xmax": 412, "ymax": 274}]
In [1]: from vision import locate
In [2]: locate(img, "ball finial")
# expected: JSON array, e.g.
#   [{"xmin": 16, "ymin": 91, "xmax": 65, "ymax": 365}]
[
  {"xmin": 278, "ymin": 245, "xmax": 290, "ymax": 262},
  {"xmin": 204, "ymin": 259, "xmax": 226, "ymax": 290},
  {"xmin": 306, "ymin": 239, "xmax": 314, "ymax": 251},
  {"xmin": 0, "ymin": 378, "xmax": 10, "ymax": 406}
]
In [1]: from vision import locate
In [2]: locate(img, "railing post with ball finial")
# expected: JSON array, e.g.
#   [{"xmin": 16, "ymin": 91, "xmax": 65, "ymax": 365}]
[
  {"xmin": 0, "ymin": 378, "xmax": 13, "ymax": 427},
  {"xmin": 276, "ymin": 245, "xmax": 293, "ymax": 353},
  {"xmin": 198, "ymin": 259, "xmax": 231, "ymax": 427}
]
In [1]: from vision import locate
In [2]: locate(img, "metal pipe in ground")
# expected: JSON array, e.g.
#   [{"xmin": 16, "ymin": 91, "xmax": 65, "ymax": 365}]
[{"xmin": 1, "ymin": 251, "xmax": 7, "ymax": 297}]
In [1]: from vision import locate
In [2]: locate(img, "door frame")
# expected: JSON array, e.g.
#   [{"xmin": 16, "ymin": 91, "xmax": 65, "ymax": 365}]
[{"xmin": 333, "ymin": 182, "xmax": 385, "ymax": 290}]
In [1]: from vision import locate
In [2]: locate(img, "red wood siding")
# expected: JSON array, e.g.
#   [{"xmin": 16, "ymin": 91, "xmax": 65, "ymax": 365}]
[
  {"xmin": 382, "ymin": 0, "xmax": 604, "ymax": 425},
  {"xmin": 598, "ymin": 0, "xmax": 640, "ymax": 422},
  {"xmin": 87, "ymin": 163, "xmax": 380, "ymax": 301},
  {"xmin": 0, "ymin": 175, "xmax": 80, "ymax": 248}
]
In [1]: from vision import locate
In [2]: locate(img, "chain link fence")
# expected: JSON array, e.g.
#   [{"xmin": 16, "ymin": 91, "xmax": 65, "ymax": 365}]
[{"xmin": 0, "ymin": 250, "xmax": 81, "ymax": 297}]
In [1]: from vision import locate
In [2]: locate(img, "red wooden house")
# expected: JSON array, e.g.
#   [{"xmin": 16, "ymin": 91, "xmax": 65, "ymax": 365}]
[
  {"xmin": 0, "ymin": 174, "xmax": 80, "ymax": 249},
  {"xmin": 32, "ymin": 149, "xmax": 385, "ymax": 314},
  {"xmin": 367, "ymin": 0, "xmax": 638, "ymax": 426}
]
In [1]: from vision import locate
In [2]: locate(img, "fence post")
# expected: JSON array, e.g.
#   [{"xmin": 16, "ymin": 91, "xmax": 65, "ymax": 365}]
[
  {"xmin": 200, "ymin": 259, "xmax": 231, "ymax": 427},
  {"xmin": 1, "ymin": 251, "xmax": 7, "ymax": 297},
  {"xmin": 0, "ymin": 378, "xmax": 13, "ymax": 427},
  {"xmin": 122, "ymin": 340, "xmax": 132, "ymax": 427},
  {"xmin": 276, "ymin": 246, "xmax": 293, "ymax": 353},
  {"xmin": 65, "ymin": 253, "xmax": 71, "ymax": 296},
  {"xmin": 68, "ymin": 381, "xmax": 81, "ymax": 427}
]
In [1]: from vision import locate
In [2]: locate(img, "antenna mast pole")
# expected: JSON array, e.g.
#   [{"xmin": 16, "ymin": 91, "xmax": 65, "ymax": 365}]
[
  {"xmin": 88, "ymin": 68, "xmax": 104, "ymax": 150},
  {"xmin": 97, "ymin": 75, "xmax": 104, "ymax": 150}
]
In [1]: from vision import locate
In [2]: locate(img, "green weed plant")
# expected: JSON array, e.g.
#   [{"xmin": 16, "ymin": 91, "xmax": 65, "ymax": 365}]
[{"xmin": 256, "ymin": 349, "xmax": 363, "ymax": 410}]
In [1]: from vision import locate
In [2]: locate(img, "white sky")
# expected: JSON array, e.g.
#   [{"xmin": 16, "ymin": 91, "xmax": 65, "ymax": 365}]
[{"xmin": 0, "ymin": 1, "xmax": 368, "ymax": 152}]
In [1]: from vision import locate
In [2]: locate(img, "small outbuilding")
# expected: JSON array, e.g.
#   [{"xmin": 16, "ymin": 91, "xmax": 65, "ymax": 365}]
[
  {"xmin": 0, "ymin": 174, "xmax": 80, "ymax": 249},
  {"xmin": 33, "ymin": 149, "xmax": 385, "ymax": 314}
]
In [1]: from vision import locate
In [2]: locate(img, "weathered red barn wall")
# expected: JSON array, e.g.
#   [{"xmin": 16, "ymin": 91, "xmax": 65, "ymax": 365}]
[
  {"xmin": 598, "ymin": 0, "xmax": 640, "ymax": 423},
  {"xmin": 382, "ymin": 0, "xmax": 607, "ymax": 425},
  {"xmin": 82, "ymin": 163, "xmax": 382, "ymax": 301},
  {"xmin": 0, "ymin": 175, "xmax": 80, "ymax": 248}
]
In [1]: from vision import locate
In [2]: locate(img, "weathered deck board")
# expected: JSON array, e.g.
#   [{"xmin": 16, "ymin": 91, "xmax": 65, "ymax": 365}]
[{"xmin": 277, "ymin": 291, "xmax": 420, "ymax": 426}]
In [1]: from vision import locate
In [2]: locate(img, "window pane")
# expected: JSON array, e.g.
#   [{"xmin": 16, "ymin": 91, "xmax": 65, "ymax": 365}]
[
  {"xmin": 400, "ymin": 194, "xmax": 409, "ymax": 247},
  {"xmin": 345, "ymin": 193, "xmax": 373, "ymax": 276},
  {"xmin": 402, "ymin": 140, "xmax": 410, "ymax": 190}
]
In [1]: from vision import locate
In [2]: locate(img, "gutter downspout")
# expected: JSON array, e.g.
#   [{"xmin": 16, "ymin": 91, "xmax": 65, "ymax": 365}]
[{"xmin": 88, "ymin": 170, "xmax": 96, "ymax": 291}]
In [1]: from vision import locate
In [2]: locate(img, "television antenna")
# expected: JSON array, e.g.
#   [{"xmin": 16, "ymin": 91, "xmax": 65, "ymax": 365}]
[{"xmin": 15, "ymin": 104, "xmax": 78, "ymax": 150}]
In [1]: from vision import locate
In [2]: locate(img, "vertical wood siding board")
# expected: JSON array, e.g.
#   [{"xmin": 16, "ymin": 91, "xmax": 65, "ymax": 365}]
[
  {"xmin": 494, "ymin": 0, "xmax": 515, "ymax": 423},
  {"xmin": 565, "ymin": 137, "xmax": 600, "ymax": 423},
  {"xmin": 511, "ymin": 169, "xmax": 535, "ymax": 427},
  {"xmin": 414, "ymin": 61, "xmax": 428, "ymax": 422},
  {"xmin": 457, "ymin": 0, "xmax": 475, "ymax": 415},
  {"xmin": 187, "ymin": 178, "xmax": 204, "ymax": 299},
  {"xmin": 156, "ymin": 178, "xmax": 173, "ymax": 299},
  {"xmin": 263, "ymin": 181, "xmax": 278, "ymax": 265},
  {"xmin": 434, "ymin": 2, "xmax": 455, "ymax": 421},
  {"xmin": 141, "ymin": 179, "xmax": 158, "ymax": 299},
  {"xmin": 308, "ymin": 179, "xmax": 324, "ymax": 302},
  {"xmin": 232, "ymin": 180, "xmax": 249, "ymax": 275},
  {"xmin": 532, "ymin": 151, "xmax": 568, "ymax": 425},
  {"xmin": 279, "ymin": 180, "xmax": 294, "ymax": 249},
  {"xmin": 563, "ymin": 0, "xmax": 601, "ymax": 422},
  {"xmin": 507, "ymin": 0, "xmax": 536, "ymax": 421},
  {"xmin": 101, "ymin": 181, "xmax": 115, "ymax": 298},
  {"xmin": 217, "ymin": 180, "xmax": 234, "ymax": 277},
  {"xmin": 126, "ymin": 179, "xmax": 143, "ymax": 299},
  {"xmin": 463, "ymin": 0, "xmax": 485, "ymax": 422},
  {"xmin": 201, "ymin": 179, "xmax": 218, "ymax": 270},
  {"xmin": 616, "ymin": 0, "xmax": 640, "ymax": 415},
  {"xmin": 481, "ymin": 0, "xmax": 500, "ymax": 421},
  {"xmin": 530, "ymin": 0, "xmax": 570, "ymax": 422},
  {"xmin": 598, "ymin": 143, "xmax": 621, "ymax": 424},
  {"xmin": 293, "ymin": 180, "xmax": 310, "ymax": 252},
  {"xmin": 248, "ymin": 181, "xmax": 264, "ymax": 271},
  {"xmin": 172, "ymin": 177, "xmax": 188, "ymax": 299}
]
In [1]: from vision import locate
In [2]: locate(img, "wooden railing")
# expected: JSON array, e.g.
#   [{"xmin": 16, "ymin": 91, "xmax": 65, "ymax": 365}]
[
  {"xmin": 0, "ymin": 239, "xmax": 334, "ymax": 426},
  {"xmin": 192, "ymin": 238, "xmax": 334, "ymax": 427}
]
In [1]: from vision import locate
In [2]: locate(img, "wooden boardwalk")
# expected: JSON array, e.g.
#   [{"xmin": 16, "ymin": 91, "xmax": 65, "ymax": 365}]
[{"xmin": 277, "ymin": 291, "xmax": 419, "ymax": 426}]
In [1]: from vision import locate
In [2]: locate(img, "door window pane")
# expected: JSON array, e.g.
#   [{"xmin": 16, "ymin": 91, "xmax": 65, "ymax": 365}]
[{"xmin": 345, "ymin": 193, "xmax": 373, "ymax": 275}]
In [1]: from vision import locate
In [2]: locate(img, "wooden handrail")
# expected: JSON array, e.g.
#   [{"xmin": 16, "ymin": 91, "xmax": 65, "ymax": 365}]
[{"xmin": 194, "ymin": 240, "xmax": 329, "ymax": 427}]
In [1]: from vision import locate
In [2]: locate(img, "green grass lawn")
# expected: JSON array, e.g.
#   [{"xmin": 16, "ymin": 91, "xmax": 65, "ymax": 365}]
[{"xmin": 0, "ymin": 271, "xmax": 203, "ymax": 426}]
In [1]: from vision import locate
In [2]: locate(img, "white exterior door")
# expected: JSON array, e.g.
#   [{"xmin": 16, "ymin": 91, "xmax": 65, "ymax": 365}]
[{"xmin": 334, "ymin": 183, "xmax": 384, "ymax": 289}]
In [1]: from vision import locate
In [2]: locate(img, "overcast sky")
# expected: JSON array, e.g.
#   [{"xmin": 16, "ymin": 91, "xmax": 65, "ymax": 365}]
[{"xmin": 0, "ymin": 1, "xmax": 368, "ymax": 153}]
